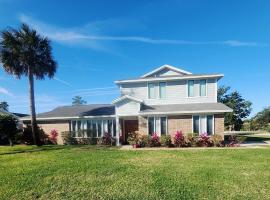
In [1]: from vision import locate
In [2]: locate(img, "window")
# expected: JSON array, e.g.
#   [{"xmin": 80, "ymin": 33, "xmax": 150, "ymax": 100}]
[
  {"xmin": 113, "ymin": 120, "xmax": 116, "ymax": 137},
  {"xmin": 97, "ymin": 121, "xmax": 102, "ymax": 137},
  {"xmin": 159, "ymin": 82, "xmax": 166, "ymax": 99},
  {"xmin": 160, "ymin": 117, "xmax": 167, "ymax": 135},
  {"xmin": 108, "ymin": 120, "xmax": 112, "ymax": 135},
  {"xmin": 148, "ymin": 83, "xmax": 156, "ymax": 99},
  {"xmin": 200, "ymin": 80, "xmax": 206, "ymax": 96},
  {"xmin": 92, "ymin": 121, "xmax": 97, "ymax": 137},
  {"xmin": 77, "ymin": 121, "xmax": 81, "ymax": 130},
  {"xmin": 188, "ymin": 80, "xmax": 194, "ymax": 97},
  {"xmin": 193, "ymin": 116, "xmax": 200, "ymax": 133},
  {"xmin": 72, "ymin": 121, "xmax": 76, "ymax": 131},
  {"xmin": 207, "ymin": 115, "xmax": 213, "ymax": 135},
  {"xmin": 148, "ymin": 117, "xmax": 155, "ymax": 135}
]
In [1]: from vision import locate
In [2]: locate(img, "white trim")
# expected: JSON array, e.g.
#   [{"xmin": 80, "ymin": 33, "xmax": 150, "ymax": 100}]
[
  {"xmin": 115, "ymin": 74, "xmax": 224, "ymax": 84},
  {"xmin": 112, "ymin": 95, "xmax": 143, "ymax": 104},
  {"xmin": 141, "ymin": 64, "xmax": 192, "ymax": 78},
  {"xmin": 140, "ymin": 109, "xmax": 232, "ymax": 116}
]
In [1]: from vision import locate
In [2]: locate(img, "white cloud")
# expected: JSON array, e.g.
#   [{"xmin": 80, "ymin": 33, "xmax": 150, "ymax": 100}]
[
  {"xmin": 19, "ymin": 14, "xmax": 265, "ymax": 49},
  {"xmin": 0, "ymin": 86, "xmax": 14, "ymax": 96}
]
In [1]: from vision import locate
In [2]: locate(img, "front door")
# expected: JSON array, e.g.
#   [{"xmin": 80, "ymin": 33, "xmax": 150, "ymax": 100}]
[{"xmin": 123, "ymin": 120, "xmax": 138, "ymax": 144}]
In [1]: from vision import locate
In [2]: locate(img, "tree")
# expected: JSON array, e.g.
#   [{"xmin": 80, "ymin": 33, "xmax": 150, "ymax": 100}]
[
  {"xmin": 72, "ymin": 96, "xmax": 87, "ymax": 105},
  {"xmin": 251, "ymin": 107, "xmax": 270, "ymax": 130},
  {"xmin": 0, "ymin": 24, "xmax": 57, "ymax": 146},
  {"xmin": 0, "ymin": 114, "xmax": 18, "ymax": 146},
  {"xmin": 218, "ymin": 85, "xmax": 252, "ymax": 131},
  {"xmin": 0, "ymin": 101, "xmax": 9, "ymax": 111}
]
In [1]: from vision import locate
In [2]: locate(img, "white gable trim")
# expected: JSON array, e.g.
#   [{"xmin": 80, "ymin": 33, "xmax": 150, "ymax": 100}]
[
  {"xmin": 141, "ymin": 64, "xmax": 192, "ymax": 78},
  {"xmin": 112, "ymin": 95, "xmax": 143, "ymax": 104}
]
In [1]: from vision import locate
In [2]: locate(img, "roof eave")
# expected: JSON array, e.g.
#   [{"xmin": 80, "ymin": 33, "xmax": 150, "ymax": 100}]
[{"xmin": 115, "ymin": 74, "xmax": 224, "ymax": 84}]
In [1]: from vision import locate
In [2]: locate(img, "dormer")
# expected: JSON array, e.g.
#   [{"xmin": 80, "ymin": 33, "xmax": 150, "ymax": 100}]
[{"xmin": 141, "ymin": 64, "xmax": 192, "ymax": 78}]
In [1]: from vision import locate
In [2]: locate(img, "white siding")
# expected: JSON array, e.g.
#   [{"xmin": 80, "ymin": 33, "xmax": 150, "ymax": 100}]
[
  {"xmin": 115, "ymin": 99, "xmax": 141, "ymax": 116},
  {"xmin": 120, "ymin": 79, "xmax": 217, "ymax": 105}
]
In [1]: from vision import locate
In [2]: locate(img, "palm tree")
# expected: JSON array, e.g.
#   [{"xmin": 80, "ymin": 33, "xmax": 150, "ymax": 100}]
[{"xmin": 0, "ymin": 23, "xmax": 57, "ymax": 146}]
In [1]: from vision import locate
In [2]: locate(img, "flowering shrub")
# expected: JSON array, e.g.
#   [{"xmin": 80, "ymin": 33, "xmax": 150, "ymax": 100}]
[
  {"xmin": 197, "ymin": 133, "xmax": 213, "ymax": 147},
  {"xmin": 139, "ymin": 135, "xmax": 151, "ymax": 147},
  {"xmin": 173, "ymin": 131, "xmax": 186, "ymax": 147},
  {"xmin": 226, "ymin": 135, "xmax": 240, "ymax": 147},
  {"xmin": 99, "ymin": 132, "xmax": 115, "ymax": 145},
  {"xmin": 211, "ymin": 134, "xmax": 224, "ymax": 147},
  {"xmin": 127, "ymin": 131, "xmax": 140, "ymax": 147},
  {"xmin": 150, "ymin": 133, "xmax": 161, "ymax": 147},
  {"xmin": 49, "ymin": 129, "xmax": 58, "ymax": 144},
  {"xmin": 160, "ymin": 135, "xmax": 173, "ymax": 147}
]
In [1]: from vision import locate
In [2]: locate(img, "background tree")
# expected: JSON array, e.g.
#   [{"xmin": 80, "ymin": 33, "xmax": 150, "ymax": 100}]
[
  {"xmin": 250, "ymin": 107, "xmax": 270, "ymax": 130},
  {"xmin": 72, "ymin": 96, "xmax": 87, "ymax": 105},
  {"xmin": 0, "ymin": 101, "xmax": 9, "ymax": 111},
  {"xmin": 218, "ymin": 85, "xmax": 252, "ymax": 131},
  {"xmin": 0, "ymin": 114, "xmax": 18, "ymax": 146},
  {"xmin": 0, "ymin": 23, "xmax": 57, "ymax": 146}
]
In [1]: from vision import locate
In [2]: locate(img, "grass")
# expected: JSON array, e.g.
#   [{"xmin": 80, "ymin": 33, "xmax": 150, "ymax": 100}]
[{"xmin": 0, "ymin": 145, "xmax": 270, "ymax": 199}]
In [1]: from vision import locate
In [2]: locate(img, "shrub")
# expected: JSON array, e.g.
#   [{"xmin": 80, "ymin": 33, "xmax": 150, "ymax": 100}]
[
  {"xmin": 62, "ymin": 131, "xmax": 77, "ymax": 145},
  {"xmin": 127, "ymin": 131, "xmax": 140, "ymax": 146},
  {"xmin": 99, "ymin": 132, "xmax": 115, "ymax": 146},
  {"xmin": 0, "ymin": 114, "xmax": 19, "ymax": 146},
  {"xmin": 139, "ymin": 134, "xmax": 151, "ymax": 147},
  {"xmin": 210, "ymin": 134, "xmax": 224, "ymax": 147},
  {"xmin": 21, "ymin": 124, "xmax": 47, "ymax": 145},
  {"xmin": 160, "ymin": 135, "xmax": 173, "ymax": 147},
  {"xmin": 149, "ymin": 133, "xmax": 161, "ymax": 147},
  {"xmin": 49, "ymin": 129, "xmax": 58, "ymax": 144},
  {"xmin": 226, "ymin": 135, "xmax": 240, "ymax": 147},
  {"xmin": 197, "ymin": 133, "xmax": 213, "ymax": 147},
  {"xmin": 173, "ymin": 131, "xmax": 187, "ymax": 147}
]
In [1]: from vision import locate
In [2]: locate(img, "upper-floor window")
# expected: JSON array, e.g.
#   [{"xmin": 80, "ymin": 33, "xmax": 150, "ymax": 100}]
[
  {"xmin": 188, "ymin": 80, "xmax": 194, "ymax": 97},
  {"xmin": 159, "ymin": 82, "xmax": 166, "ymax": 99},
  {"xmin": 148, "ymin": 83, "xmax": 156, "ymax": 99},
  {"xmin": 200, "ymin": 80, "xmax": 206, "ymax": 96}
]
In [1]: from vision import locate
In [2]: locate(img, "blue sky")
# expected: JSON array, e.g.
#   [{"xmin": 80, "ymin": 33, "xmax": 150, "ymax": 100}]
[{"xmin": 0, "ymin": 0, "xmax": 269, "ymax": 117}]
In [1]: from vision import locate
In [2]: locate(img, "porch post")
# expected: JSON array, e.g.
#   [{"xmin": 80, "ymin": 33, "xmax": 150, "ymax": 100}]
[{"xmin": 116, "ymin": 115, "xmax": 120, "ymax": 146}]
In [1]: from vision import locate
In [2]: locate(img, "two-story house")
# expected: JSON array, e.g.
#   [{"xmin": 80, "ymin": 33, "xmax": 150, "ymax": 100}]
[{"xmin": 21, "ymin": 65, "xmax": 232, "ymax": 145}]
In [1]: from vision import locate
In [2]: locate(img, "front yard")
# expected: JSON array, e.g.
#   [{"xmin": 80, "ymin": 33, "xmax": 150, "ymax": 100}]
[{"xmin": 0, "ymin": 145, "xmax": 270, "ymax": 199}]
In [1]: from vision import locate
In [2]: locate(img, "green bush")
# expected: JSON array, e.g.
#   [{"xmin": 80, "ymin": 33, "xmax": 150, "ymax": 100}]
[
  {"xmin": 139, "ymin": 135, "xmax": 151, "ymax": 147},
  {"xmin": 0, "ymin": 114, "xmax": 19, "ymax": 146},
  {"xmin": 21, "ymin": 124, "xmax": 47, "ymax": 145},
  {"xmin": 62, "ymin": 131, "xmax": 78, "ymax": 145},
  {"xmin": 160, "ymin": 135, "xmax": 173, "ymax": 147},
  {"xmin": 210, "ymin": 134, "xmax": 224, "ymax": 147}
]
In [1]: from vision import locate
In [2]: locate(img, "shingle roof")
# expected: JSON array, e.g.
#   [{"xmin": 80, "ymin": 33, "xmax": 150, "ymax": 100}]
[
  {"xmin": 140, "ymin": 103, "xmax": 232, "ymax": 114},
  {"xmin": 36, "ymin": 104, "xmax": 115, "ymax": 118}
]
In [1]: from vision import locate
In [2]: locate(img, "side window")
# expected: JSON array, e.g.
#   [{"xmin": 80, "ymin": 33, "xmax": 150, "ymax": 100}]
[
  {"xmin": 148, "ymin": 117, "xmax": 155, "ymax": 135},
  {"xmin": 193, "ymin": 116, "xmax": 200, "ymax": 133},
  {"xmin": 148, "ymin": 83, "xmax": 156, "ymax": 99},
  {"xmin": 200, "ymin": 80, "xmax": 206, "ymax": 96},
  {"xmin": 207, "ymin": 115, "xmax": 213, "ymax": 135},
  {"xmin": 160, "ymin": 117, "xmax": 167, "ymax": 135},
  {"xmin": 159, "ymin": 82, "xmax": 166, "ymax": 99},
  {"xmin": 188, "ymin": 80, "xmax": 194, "ymax": 97}
]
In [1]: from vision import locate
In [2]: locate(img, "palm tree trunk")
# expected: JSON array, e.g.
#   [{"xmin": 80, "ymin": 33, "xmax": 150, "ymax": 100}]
[{"xmin": 28, "ymin": 67, "xmax": 41, "ymax": 146}]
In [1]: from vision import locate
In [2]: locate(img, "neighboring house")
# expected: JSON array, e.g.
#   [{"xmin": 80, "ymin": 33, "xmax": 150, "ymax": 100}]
[{"xmin": 21, "ymin": 65, "xmax": 232, "ymax": 145}]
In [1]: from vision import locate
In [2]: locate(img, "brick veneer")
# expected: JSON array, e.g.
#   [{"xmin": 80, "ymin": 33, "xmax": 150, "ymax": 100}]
[
  {"xmin": 38, "ymin": 122, "xmax": 70, "ymax": 145},
  {"xmin": 167, "ymin": 115, "xmax": 192, "ymax": 135},
  {"xmin": 138, "ymin": 116, "xmax": 148, "ymax": 135},
  {"xmin": 214, "ymin": 114, "xmax": 224, "ymax": 135}
]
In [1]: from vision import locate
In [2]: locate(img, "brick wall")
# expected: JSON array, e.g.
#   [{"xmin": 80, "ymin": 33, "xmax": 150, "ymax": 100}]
[
  {"xmin": 38, "ymin": 122, "xmax": 70, "ymax": 145},
  {"xmin": 214, "ymin": 114, "xmax": 224, "ymax": 135},
  {"xmin": 138, "ymin": 116, "xmax": 148, "ymax": 135},
  {"xmin": 167, "ymin": 115, "xmax": 192, "ymax": 136}
]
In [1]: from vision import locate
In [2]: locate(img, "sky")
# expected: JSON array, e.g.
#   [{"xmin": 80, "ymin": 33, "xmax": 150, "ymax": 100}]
[{"xmin": 0, "ymin": 0, "xmax": 269, "ymax": 117}]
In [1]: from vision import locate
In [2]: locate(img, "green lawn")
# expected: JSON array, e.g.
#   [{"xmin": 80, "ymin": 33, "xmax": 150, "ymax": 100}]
[{"xmin": 0, "ymin": 146, "xmax": 270, "ymax": 200}]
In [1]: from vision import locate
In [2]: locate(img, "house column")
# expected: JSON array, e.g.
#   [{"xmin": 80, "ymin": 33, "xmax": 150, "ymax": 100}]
[{"xmin": 116, "ymin": 116, "xmax": 120, "ymax": 146}]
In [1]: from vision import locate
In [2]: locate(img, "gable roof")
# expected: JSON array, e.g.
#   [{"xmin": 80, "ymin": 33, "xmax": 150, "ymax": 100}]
[
  {"xmin": 141, "ymin": 64, "xmax": 192, "ymax": 78},
  {"xmin": 112, "ymin": 95, "xmax": 143, "ymax": 104}
]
